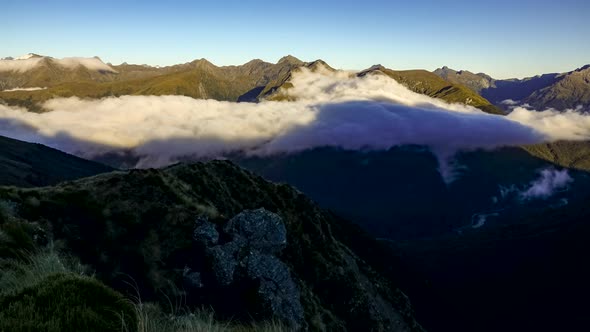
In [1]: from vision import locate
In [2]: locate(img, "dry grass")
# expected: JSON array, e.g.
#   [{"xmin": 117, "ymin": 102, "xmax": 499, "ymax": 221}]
[{"xmin": 129, "ymin": 302, "xmax": 288, "ymax": 332}]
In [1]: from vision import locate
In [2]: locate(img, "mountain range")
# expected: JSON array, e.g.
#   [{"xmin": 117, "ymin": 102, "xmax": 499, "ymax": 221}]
[
  {"xmin": 0, "ymin": 54, "xmax": 497, "ymax": 114},
  {"xmin": 3, "ymin": 54, "xmax": 588, "ymax": 113},
  {"xmin": 2, "ymin": 53, "xmax": 590, "ymax": 331},
  {"xmin": 2, "ymin": 54, "xmax": 589, "ymax": 173},
  {"xmin": 434, "ymin": 64, "xmax": 590, "ymax": 111}
]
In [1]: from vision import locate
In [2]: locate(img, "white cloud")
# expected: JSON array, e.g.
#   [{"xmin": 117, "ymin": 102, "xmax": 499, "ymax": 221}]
[
  {"xmin": 520, "ymin": 168, "xmax": 572, "ymax": 200},
  {"xmin": 2, "ymin": 87, "xmax": 47, "ymax": 92},
  {"xmin": 52, "ymin": 57, "xmax": 116, "ymax": 72},
  {"xmin": 0, "ymin": 57, "xmax": 44, "ymax": 73},
  {"xmin": 501, "ymin": 99, "xmax": 518, "ymax": 105},
  {"xmin": 0, "ymin": 67, "xmax": 588, "ymax": 179},
  {"xmin": 0, "ymin": 56, "xmax": 116, "ymax": 73},
  {"xmin": 507, "ymin": 108, "xmax": 590, "ymax": 141}
]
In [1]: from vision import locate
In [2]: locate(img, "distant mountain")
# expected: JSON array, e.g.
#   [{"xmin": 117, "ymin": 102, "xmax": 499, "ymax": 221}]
[
  {"xmin": 3, "ymin": 55, "xmax": 590, "ymax": 173},
  {"xmin": 0, "ymin": 54, "xmax": 501, "ymax": 115},
  {"xmin": 360, "ymin": 65, "xmax": 503, "ymax": 114},
  {"xmin": 0, "ymin": 135, "xmax": 113, "ymax": 187},
  {"xmin": 433, "ymin": 65, "xmax": 590, "ymax": 171},
  {"xmin": 524, "ymin": 65, "xmax": 590, "ymax": 110},
  {"xmin": 0, "ymin": 55, "xmax": 306, "ymax": 110},
  {"xmin": 258, "ymin": 62, "xmax": 503, "ymax": 114},
  {"xmin": 259, "ymin": 59, "xmax": 338, "ymax": 101},
  {"xmin": 434, "ymin": 65, "xmax": 590, "ymax": 111},
  {"xmin": 0, "ymin": 55, "xmax": 118, "ymax": 91},
  {"xmin": 433, "ymin": 66, "xmax": 495, "ymax": 93}
]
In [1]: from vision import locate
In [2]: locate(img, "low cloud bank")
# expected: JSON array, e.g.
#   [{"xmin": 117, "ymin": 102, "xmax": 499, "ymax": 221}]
[
  {"xmin": 507, "ymin": 108, "xmax": 590, "ymax": 141},
  {"xmin": 2, "ymin": 87, "xmax": 47, "ymax": 92},
  {"xmin": 0, "ymin": 68, "xmax": 589, "ymax": 176},
  {"xmin": 0, "ymin": 56, "xmax": 115, "ymax": 73}
]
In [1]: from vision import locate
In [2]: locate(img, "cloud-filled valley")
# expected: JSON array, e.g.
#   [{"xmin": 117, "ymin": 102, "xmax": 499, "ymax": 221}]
[{"xmin": 1, "ymin": 67, "xmax": 590, "ymax": 173}]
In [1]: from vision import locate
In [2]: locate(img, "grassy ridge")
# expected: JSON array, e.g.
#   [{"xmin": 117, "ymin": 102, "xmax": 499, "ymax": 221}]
[
  {"xmin": 362, "ymin": 66, "xmax": 504, "ymax": 115},
  {"xmin": 0, "ymin": 135, "xmax": 113, "ymax": 187},
  {"xmin": 0, "ymin": 161, "xmax": 424, "ymax": 331}
]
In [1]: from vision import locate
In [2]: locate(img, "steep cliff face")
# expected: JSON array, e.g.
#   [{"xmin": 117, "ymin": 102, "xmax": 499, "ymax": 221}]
[{"xmin": 0, "ymin": 161, "xmax": 424, "ymax": 331}]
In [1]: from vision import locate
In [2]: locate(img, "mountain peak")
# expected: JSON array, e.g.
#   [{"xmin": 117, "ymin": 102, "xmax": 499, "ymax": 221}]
[
  {"xmin": 245, "ymin": 58, "xmax": 264, "ymax": 64},
  {"xmin": 435, "ymin": 66, "xmax": 457, "ymax": 73},
  {"xmin": 15, "ymin": 53, "xmax": 43, "ymax": 60},
  {"xmin": 369, "ymin": 64, "xmax": 386, "ymax": 71},
  {"xmin": 357, "ymin": 64, "xmax": 387, "ymax": 77},
  {"xmin": 278, "ymin": 55, "xmax": 303, "ymax": 65},
  {"xmin": 190, "ymin": 58, "xmax": 217, "ymax": 70}
]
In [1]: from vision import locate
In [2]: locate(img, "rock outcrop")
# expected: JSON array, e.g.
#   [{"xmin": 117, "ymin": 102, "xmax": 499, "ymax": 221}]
[{"xmin": 191, "ymin": 209, "xmax": 303, "ymax": 329}]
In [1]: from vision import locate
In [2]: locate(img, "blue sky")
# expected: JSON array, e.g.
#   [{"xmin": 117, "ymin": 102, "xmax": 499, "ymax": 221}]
[{"xmin": 2, "ymin": 0, "xmax": 589, "ymax": 78}]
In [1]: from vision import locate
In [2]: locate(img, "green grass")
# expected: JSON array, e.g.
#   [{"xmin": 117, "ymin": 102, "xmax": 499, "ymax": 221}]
[
  {"xmin": 0, "ymin": 242, "xmax": 287, "ymax": 332},
  {"xmin": 0, "ymin": 241, "xmax": 135, "ymax": 332},
  {"xmin": 0, "ymin": 247, "xmax": 87, "ymax": 296},
  {"xmin": 0, "ymin": 273, "xmax": 137, "ymax": 332},
  {"xmin": 523, "ymin": 141, "xmax": 590, "ymax": 171}
]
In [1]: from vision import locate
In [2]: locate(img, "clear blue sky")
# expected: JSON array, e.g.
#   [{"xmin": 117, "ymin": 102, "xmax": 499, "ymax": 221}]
[{"xmin": 2, "ymin": 0, "xmax": 589, "ymax": 79}]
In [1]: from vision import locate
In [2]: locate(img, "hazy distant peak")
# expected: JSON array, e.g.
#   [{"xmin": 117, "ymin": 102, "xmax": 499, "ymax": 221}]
[
  {"xmin": 0, "ymin": 55, "xmax": 117, "ymax": 73},
  {"xmin": 278, "ymin": 55, "xmax": 303, "ymax": 65},
  {"xmin": 245, "ymin": 58, "xmax": 264, "ymax": 63},
  {"xmin": 433, "ymin": 66, "xmax": 463, "ymax": 75},
  {"xmin": 191, "ymin": 58, "xmax": 216, "ymax": 68}
]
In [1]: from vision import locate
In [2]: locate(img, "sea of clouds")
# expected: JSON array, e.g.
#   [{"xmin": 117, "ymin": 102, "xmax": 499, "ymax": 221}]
[{"xmin": 1, "ymin": 66, "xmax": 590, "ymax": 178}]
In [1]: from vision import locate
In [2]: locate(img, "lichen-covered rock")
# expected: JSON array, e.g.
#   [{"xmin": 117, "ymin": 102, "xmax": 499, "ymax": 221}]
[
  {"xmin": 208, "ymin": 239, "xmax": 243, "ymax": 286},
  {"xmin": 245, "ymin": 253, "xmax": 304, "ymax": 327},
  {"xmin": 224, "ymin": 208, "xmax": 287, "ymax": 254},
  {"xmin": 193, "ymin": 218, "xmax": 219, "ymax": 246},
  {"xmin": 197, "ymin": 208, "xmax": 304, "ymax": 329}
]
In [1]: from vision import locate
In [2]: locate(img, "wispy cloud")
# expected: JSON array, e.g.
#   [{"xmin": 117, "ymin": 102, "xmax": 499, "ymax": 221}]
[
  {"xmin": 498, "ymin": 168, "xmax": 573, "ymax": 201},
  {"xmin": 520, "ymin": 168, "xmax": 572, "ymax": 200}
]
